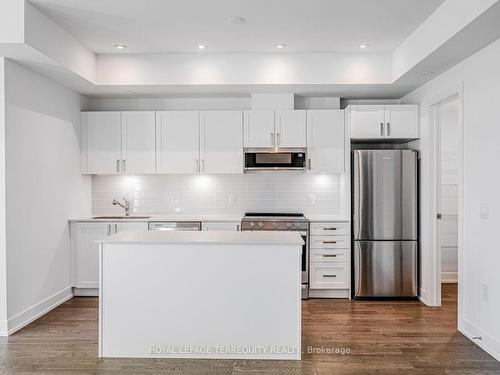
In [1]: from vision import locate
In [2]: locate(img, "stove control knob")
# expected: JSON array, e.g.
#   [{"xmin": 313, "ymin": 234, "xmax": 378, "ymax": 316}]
[
  {"xmin": 250, "ymin": 222, "xmax": 255, "ymax": 228},
  {"xmin": 286, "ymin": 222, "xmax": 292, "ymax": 228},
  {"xmin": 258, "ymin": 222, "xmax": 264, "ymax": 227},
  {"xmin": 273, "ymin": 222, "xmax": 279, "ymax": 228}
]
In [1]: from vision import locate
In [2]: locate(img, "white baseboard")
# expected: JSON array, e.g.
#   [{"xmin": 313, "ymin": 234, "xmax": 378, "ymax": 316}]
[
  {"xmin": 461, "ymin": 318, "xmax": 500, "ymax": 362},
  {"xmin": 441, "ymin": 272, "xmax": 458, "ymax": 283},
  {"xmin": 309, "ymin": 289, "xmax": 349, "ymax": 298},
  {"xmin": 74, "ymin": 287, "xmax": 99, "ymax": 297},
  {"xmin": 0, "ymin": 319, "xmax": 7, "ymax": 336},
  {"xmin": 418, "ymin": 287, "xmax": 430, "ymax": 305},
  {"xmin": 5, "ymin": 286, "xmax": 73, "ymax": 336}
]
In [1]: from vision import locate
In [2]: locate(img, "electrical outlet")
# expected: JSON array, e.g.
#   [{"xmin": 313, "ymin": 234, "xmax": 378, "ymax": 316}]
[
  {"xmin": 228, "ymin": 193, "xmax": 236, "ymax": 206},
  {"xmin": 166, "ymin": 195, "xmax": 175, "ymax": 205},
  {"xmin": 307, "ymin": 194, "xmax": 316, "ymax": 206},
  {"xmin": 480, "ymin": 204, "xmax": 489, "ymax": 219},
  {"xmin": 482, "ymin": 284, "xmax": 489, "ymax": 301}
]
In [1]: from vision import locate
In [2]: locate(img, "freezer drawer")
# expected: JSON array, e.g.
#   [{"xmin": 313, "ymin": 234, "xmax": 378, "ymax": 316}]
[
  {"xmin": 354, "ymin": 241, "xmax": 417, "ymax": 297},
  {"xmin": 353, "ymin": 150, "xmax": 417, "ymax": 240}
]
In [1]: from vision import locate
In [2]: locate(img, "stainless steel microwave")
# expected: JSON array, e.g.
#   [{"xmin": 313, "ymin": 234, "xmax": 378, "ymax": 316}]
[{"xmin": 244, "ymin": 148, "xmax": 307, "ymax": 172}]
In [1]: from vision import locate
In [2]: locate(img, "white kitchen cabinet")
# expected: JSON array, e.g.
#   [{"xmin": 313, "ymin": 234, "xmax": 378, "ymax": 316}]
[
  {"xmin": 243, "ymin": 110, "xmax": 275, "ymax": 147},
  {"xmin": 349, "ymin": 105, "xmax": 385, "ymax": 139},
  {"xmin": 201, "ymin": 111, "xmax": 243, "ymax": 174},
  {"xmin": 202, "ymin": 221, "xmax": 241, "ymax": 231},
  {"xmin": 121, "ymin": 111, "xmax": 156, "ymax": 174},
  {"xmin": 82, "ymin": 112, "xmax": 122, "ymax": 174},
  {"xmin": 275, "ymin": 110, "xmax": 307, "ymax": 148},
  {"xmin": 349, "ymin": 105, "xmax": 418, "ymax": 139},
  {"xmin": 156, "ymin": 111, "xmax": 200, "ymax": 174},
  {"xmin": 384, "ymin": 105, "xmax": 419, "ymax": 139},
  {"xmin": 306, "ymin": 110, "xmax": 345, "ymax": 173},
  {"xmin": 75, "ymin": 222, "xmax": 110, "ymax": 289},
  {"xmin": 73, "ymin": 221, "xmax": 148, "ymax": 292}
]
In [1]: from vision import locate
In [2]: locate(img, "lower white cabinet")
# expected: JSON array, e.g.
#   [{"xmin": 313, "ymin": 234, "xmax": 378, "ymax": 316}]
[
  {"xmin": 202, "ymin": 221, "xmax": 240, "ymax": 231},
  {"xmin": 309, "ymin": 221, "xmax": 351, "ymax": 297},
  {"xmin": 72, "ymin": 221, "xmax": 148, "ymax": 291}
]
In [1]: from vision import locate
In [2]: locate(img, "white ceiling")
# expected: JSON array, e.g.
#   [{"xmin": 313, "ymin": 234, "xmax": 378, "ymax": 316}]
[{"xmin": 31, "ymin": 0, "xmax": 444, "ymax": 54}]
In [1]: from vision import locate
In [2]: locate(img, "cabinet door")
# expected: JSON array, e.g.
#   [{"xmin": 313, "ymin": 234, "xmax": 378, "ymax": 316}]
[
  {"xmin": 121, "ymin": 111, "xmax": 156, "ymax": 174},
  {"xmin": 114, "ymin": 222, "xmax": 148, "ymax": 233},
  {"xmin": 156, "ymin": 111, "xmax": 200, "ymax": 174},
  {"xmin": 84, "ymin": 112, "xmax": 122, "ymax": 174},
  {"xmin": 243, "ymin": 110, "xmax": 275, "ymax": 147},
  {"xmin": 307, "ymin": 110, "xmax": 345, "ymax": 173},
  {"xmin": 349, "ymin": 106, "xmax": 385, "ymax": 139},
  {"xmin": 201, "ymin": 111, "xmax": 243, "ymax": 174},
  {"xmin": 275, "ymin": 110, "xmax": 307, "ymax": 147},
  {"xmin": 385, "ymin": 105, "xmax": 419, "ymax": 139},
  {"xmin": 75, "ymin": 223, "xmax": 110, "ymax": 288}
]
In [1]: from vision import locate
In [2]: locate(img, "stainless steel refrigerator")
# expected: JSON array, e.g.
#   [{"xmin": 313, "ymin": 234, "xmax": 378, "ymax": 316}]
[{"xmin": 352, "ymin": 149, "xmax": 418, "ymax": 298}]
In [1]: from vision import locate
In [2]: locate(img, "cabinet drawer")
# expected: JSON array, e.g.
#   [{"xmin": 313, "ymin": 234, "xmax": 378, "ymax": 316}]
[
  {"xmin": 310, "ymin": 222, "xmax": 350, "ymax": 236},
  {"xmin": 310, "ymin": 248, "xmax": 350, "ymax": 263},
  {"xmin": 310, "ymin": 235, "xmax": 350, "ymax": 249},
  {"xmin": 310, "ymin": 263, "xmax": 350, "ymax": 289}
]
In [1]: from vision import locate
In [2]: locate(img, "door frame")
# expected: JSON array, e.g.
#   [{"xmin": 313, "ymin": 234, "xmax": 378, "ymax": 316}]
[{"xmin": 428, "ymin": 83, "xmax": 464, "ymax": 316}]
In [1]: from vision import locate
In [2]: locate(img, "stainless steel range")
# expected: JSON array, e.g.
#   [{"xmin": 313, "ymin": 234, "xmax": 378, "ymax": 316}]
[{"xmin": 241, "ymin": 213, "xmax": 309, "ymax": 299}]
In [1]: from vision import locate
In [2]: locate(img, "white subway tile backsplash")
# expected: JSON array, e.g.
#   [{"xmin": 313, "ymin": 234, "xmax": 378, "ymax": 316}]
[{"xmin": 92, "ymin": 173, "xmax": 345, "ymax": 216}]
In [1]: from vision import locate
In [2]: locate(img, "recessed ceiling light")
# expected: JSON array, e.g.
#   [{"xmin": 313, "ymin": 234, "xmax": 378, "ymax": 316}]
[
  {"xmin": 274, "ymin": 44, "xmax": 287, "ymax": 49},
  {"xmin": 228, "ymin": 16, "xmax": 246, "ymax": 24},
  {"xmin": 418, "ymin": 71, "xmax": 433, "ymax": 77},
  {"xmin": 359, "ymin": 44, "xmax": 370, "ymax": 49},
  {"xmin": 114, "ymin": 44, "xmax": 127, "ymax": 49},
  {"xmin": 198, "ymin": 44, "xmax": 206, "ymax": 50}
]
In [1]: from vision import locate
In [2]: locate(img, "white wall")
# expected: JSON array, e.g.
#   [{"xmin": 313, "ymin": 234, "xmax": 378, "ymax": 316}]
[
  {"xmin": 3, "ymin": 60, "xmax": 91, "ymax": 334},
  {"xmin": 402, "ymin": 37, "xmax": 500, "ymax": 360},
  {"xmin": 0, "ymin": 58, "xmax": 7, "ymax": 335}
]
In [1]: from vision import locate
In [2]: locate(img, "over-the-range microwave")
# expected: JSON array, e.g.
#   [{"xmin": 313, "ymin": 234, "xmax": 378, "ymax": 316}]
[{"xmin": 244, "ymin": 148, "xmax": 307, "ymax": 172}]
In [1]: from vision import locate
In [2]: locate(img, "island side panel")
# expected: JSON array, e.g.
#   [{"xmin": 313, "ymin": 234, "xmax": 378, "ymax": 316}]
[{"xmin": 100, "ymin": 242, "xmax": 301, "ymax": 360}]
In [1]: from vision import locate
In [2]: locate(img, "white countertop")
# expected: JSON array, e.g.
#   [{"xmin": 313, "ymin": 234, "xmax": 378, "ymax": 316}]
[
  {"xmin": 306, "ymin": 215, "xmax": 350, "ymax": 222},
  {"xmin": 98, "ymin": 230, "xmax": 304, "ymax": 245}
]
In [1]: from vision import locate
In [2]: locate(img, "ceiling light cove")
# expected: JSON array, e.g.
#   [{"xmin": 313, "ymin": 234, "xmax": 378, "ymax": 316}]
[
  {"xmin": 198, "ymin": 45, "xmax": 206, "ymax": 50},
  {"xmin": 359, "ymin": 44, "xmax": 370, "ymax": 49},
  {"xmin": 274, "ymin": 44, "xmax": 287, "ymax": 49},
  {"xmin": 114, "ymin": 44, "xmax": 127, "ymax": 50},
  {"xmin": 228, "ymin": 17, "xmax": 246, "ymax": 24}
]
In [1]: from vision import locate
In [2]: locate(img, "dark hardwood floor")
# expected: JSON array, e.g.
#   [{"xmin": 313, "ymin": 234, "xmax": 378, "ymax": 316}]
[{"xmin": 1, "ymin": 284, "xmax": 499, "ymax": 374}]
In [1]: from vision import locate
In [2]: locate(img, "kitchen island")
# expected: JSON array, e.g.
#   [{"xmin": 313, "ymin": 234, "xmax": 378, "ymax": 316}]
[{"xmin": 97, "ymin": 230, "xmax": 303, "ymax": 360}]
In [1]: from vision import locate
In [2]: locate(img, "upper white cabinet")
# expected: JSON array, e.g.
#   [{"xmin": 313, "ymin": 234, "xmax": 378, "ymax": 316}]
[
  {"xmin": 82, "ymin": 112, "xmax": 122, "ymax": 174},
  {"xmin": 121, "ymin": 111, "xmax": 156, "ymax": 174},
  {"xmin": 243, "ymin": 110, "xmax": 306, "ymax": 148},
  {"xmin": 156, "ymin": 111, "xmax": 200, "ymax": 174},
  {"xmin": 349, "ymin": 105, "xmax": 418, "ymax": 139},
  {"xmin": 306, "ymin": 110, "xmax": 345, "ymax": 174},
  {"xmin": 275, "ymin": 110, "xmax": 307, "ymax": 148},
  {"xmin": 243, "ymin": 110, "xmax": 275, "ymax": 147},
  {"xmin": 201, "ymin": 111, "xmax": 243, "ymax": 174},
  {"xmin": 81, "ymin": 111, "xmax": 156, "ymax": 174}
]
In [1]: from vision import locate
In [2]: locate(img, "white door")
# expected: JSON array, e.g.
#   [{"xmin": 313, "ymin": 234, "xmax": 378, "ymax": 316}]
[
  {"xmin": 121, "ymin": 111, "xmax": 156, "ymax": 174},
  {"xmin": 75, "ymin": 222, "xmax": 110, "ymax": 288},
  {"xmin": 385, "ymin": 105, "xmax": 419, "ymax": 139},
  {"xmin": 201, "ymin": 111, "xmax": 243, "ymax": 174},
  {"xmin": 349, "ymin": 105, "xmax": 385, "ymax": 139},
  {"xmin": 243, "ymin": 110, "xmax": 275, "ymax": 147},
  {"xmin": 114, "ymin": 222, "xmax": 149, "ymax": 233},
  {"xmin": 156, "ymin": 111, "xmax": 200, "ymax": 174},
  {"xmin": 84, "ymin": 112, "xmax": 122, "ymax": 174},
  {"xmin": 275, "ymin": 110, "xmax": 307, "ymax": 147},
  {"xmin": 307, "ymin": 110, "xmax": 345, "ymax": 173}
]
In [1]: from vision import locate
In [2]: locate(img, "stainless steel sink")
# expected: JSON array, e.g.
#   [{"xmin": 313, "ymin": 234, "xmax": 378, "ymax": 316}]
[{"xmin": 92, "ymin": 216, "xmax": 151, "ymax": 219}]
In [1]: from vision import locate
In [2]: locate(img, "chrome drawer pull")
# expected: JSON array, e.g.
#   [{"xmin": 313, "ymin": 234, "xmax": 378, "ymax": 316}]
[
  {"xmin": 323, "ymin": 227, "xmax": 337, "ymax": 230},
  {"xmin": 322, "ymin": 241, "xmax": 337, "ymax": 244},
  {"xmin": 322, "ymin": 254, "xmax": 337, "ymax": 257},
  {"xmin": 323, "ymin": 274, "xmax": 337, "ymax": 278}
]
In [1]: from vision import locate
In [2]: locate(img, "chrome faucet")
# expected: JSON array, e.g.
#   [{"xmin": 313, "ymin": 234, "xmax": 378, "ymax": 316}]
[{"xmin": 112, "ymin": 197, "xmax": 130, "ymax": 216}]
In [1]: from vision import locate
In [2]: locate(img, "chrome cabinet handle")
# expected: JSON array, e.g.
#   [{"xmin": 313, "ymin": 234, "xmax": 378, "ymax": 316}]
[
  {"xmin": 322, "ymin": 241, "xmax": 337, "ymax": 244},
  {"xmin": 387, "ymin": 123, "xmax": 391, "ymax": 136},
  {"xmin": 308, "ymin": 158, "xmax": 312, "ymax": 171},
  {"xmin": 380, "ymin": 123, "xmax": 384, "ymax": 136},
  {"xmin": 323, "ymin": 254, "xmax": 337, "ymax": 257},
  {"xmin": 122, "ymin": 159, "xmax": 127, "ymax": 173},
  {"xmin": 114, "ymin": 224, "xmax": 118, "ymax": 233},
  {"xmin": 201, "ymin": 159, "xmax": 205, "ymax": 172},
  {"xmin": 107, "ymin": 224, "xmax": 111, "ymax": 236},
  {"xmin": 323, "ymin": 274, "xmax": 337, "ymax": 278},
  {"xmin": 323, "ymin": 227, "xmax": 337, "ymax": 231},
  {"xmin": 270, "ymin": 133, "xmax": 275, "ymax": 146},
  {"xmin": 116, "ymin": 160, "xmax": 121, "ymax": 173},
  {"xmin": 195, "ymin": 159, "xmax": 199, "ymax": 173},
  {"xmin": 276, "ymin": 132, "xmax": 281, "ymax": 145}
]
